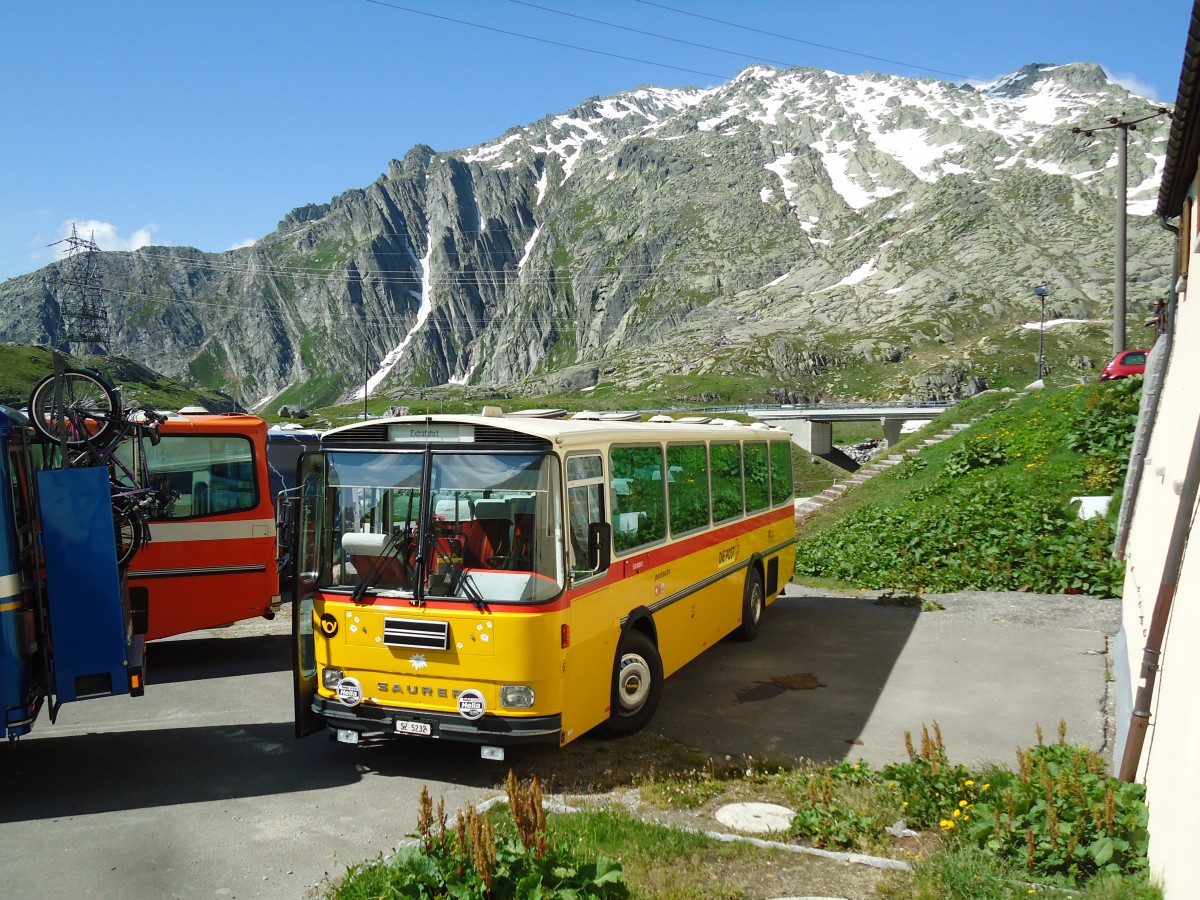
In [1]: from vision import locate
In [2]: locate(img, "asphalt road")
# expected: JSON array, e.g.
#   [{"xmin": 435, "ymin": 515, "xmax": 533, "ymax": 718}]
[{"xmin": 0, "ymin": 583, "xmax": 1119, "ymax": 899}]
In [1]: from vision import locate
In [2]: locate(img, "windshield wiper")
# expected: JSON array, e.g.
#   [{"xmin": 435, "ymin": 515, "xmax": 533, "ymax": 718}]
[
  {"xmin": 431, "ymin": 533, "xmax": 490, "ymax": 613},
  {"xmin": 458, "ymin": 570, "xmax": 490, "ymax": 613},
  {"xmin": 350, "ymin": 528, "xmax": 412, "ymax": 604}
]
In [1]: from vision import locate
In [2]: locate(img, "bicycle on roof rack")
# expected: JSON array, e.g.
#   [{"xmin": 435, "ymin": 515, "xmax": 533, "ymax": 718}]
[{"xmin": 28, "ymin": 367, "xmax": 178, "ymax": 568}]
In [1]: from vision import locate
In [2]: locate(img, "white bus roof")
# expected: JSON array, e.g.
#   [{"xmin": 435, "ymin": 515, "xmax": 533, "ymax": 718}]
[{"xmin": 320, "ymin": 411, "xmax": 792, "ymax": 450}]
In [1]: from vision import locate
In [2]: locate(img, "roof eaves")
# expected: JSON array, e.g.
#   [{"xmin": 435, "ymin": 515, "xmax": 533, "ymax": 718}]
[{"xmin": 1159, "ymin": 3, "xmax": 1200, "ymax": 218}]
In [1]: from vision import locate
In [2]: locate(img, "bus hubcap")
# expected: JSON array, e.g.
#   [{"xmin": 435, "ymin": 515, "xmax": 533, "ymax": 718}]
[{"xmin": 617, "ymin": 654, "xmax": 651, "ymax": 712}]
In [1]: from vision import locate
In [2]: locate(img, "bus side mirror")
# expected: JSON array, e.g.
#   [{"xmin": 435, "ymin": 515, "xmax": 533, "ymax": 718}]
[{"xmin": 587, "ymin": 522, "xmax": 611, "ymax": 572}]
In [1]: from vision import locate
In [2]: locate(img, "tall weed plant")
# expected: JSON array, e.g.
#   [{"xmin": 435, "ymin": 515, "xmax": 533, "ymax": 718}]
[
  {"xmin": 333, "ymin": 774, "xmax": 628, "ymax": 899},
  {"xmin": 969, "ymin": 725, "xmax": 1149, "ymax": 886}
]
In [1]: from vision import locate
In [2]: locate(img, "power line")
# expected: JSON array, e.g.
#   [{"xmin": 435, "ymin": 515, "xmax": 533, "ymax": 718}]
[
  {"xmin": 360, "ymin": 0, "xmax": 729, "ymax": 80},
  {"xmin": 503, "ymin": 0, "xmax": 800, "ymax": 70},
  {"xmin": 127, "ymin": 241, "xmax": 796, "ymax": 283},
  {"xmin": 629, "ymin": 0, "xmax": 971, "ymax": 80}
]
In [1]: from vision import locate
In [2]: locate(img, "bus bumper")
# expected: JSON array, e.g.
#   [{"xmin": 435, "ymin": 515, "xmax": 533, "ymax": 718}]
[{"xmin": 312, "ymin": 696, "xmax": 562, "ymax": 746}]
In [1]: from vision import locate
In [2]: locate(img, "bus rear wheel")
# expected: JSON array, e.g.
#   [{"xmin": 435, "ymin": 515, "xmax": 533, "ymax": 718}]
[
  {"xmin": 599, "ymin": 630, "xmax": 662, "ymax": 738},
  {"xmin": 733, "ymin": 568, "xmax": 764, "ymax": 641}
]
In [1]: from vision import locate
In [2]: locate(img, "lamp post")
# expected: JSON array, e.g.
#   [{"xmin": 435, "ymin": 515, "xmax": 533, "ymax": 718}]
[
  {"xmin": 362, "ymin": 346, "xmax": 369, "ymax": 419},
  {"xmin": 1073, "ymin": 107, "xmax": 1171, "ymax": 356},
  {"xmin": 1033, "ymin": 284, "xmax": 1048, "ymax": 382}
]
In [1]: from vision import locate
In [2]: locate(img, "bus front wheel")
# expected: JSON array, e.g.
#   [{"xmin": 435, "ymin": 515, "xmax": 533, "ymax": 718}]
[
  {"xmin": 599, "ymin": 630, "xmax": 662, "ymax": 738},
  {"xmin": 733, "ymin": 568, "xmax": 764, "ymax": 641}
]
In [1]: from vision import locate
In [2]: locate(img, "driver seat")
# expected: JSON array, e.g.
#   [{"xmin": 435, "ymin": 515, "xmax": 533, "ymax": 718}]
[{"xmin": 462, "ymin": 499, "xmax": 512, "ymax": 567}]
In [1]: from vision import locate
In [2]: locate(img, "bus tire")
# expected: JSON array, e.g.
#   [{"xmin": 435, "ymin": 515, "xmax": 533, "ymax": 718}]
[
  {"xmin": 599, "ymin": 630, "xmax": 662, "ymax": 738},
  {"xmin": 733, "ymin": 567, "xmax": 764, "ymax": 641}
]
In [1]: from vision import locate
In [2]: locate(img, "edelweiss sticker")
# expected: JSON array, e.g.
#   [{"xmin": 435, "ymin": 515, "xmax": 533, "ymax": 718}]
[{"xmin": 409, "ymin": 653, "xmax": 428, "ymax": 671}]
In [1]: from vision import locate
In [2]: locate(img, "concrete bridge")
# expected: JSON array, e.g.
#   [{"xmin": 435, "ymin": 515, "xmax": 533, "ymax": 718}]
[{"xmin": 745, "ymin": 403, "xmax": 954, "ymax": 469}]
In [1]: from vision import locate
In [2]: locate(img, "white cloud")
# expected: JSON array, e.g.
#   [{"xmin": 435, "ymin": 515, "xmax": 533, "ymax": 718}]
[
  {"xmin": 58, "ymin": 219, "xmax": 158, "ymax": 256},
  {"xmin": 227, "ymin": 238, "xmax": 257, "ymax": 250},
  {"xmin": 1103, "ymin": 68, "xmax": 1163, "ymax": 102}
]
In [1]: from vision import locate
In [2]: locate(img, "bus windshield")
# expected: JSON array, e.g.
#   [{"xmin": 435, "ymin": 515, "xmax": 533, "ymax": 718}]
[{"xmin": 317, "ymin": 450, "xmax": 563, "ymax": 604}]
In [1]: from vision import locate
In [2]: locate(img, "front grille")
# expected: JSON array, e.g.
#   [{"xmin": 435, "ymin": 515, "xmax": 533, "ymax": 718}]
[
  {"xmin": 323, "ymin": 423, "xmax": 389, "ymax": 445},
  {"xmin": 321, "ymin": 421, "xmax": 549, "ymax": 449},
  {"xmin": 471, "ymin": 425, "xmax": 550, "ymax": 449},
  {"xmin": 383, "ymin": 617, "xmax": 449, "ymax": 650}
]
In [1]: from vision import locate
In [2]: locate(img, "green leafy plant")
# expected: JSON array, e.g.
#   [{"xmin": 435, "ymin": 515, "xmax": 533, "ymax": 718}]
[
  {"xmin": 967, "ymin": 723, "xmax": 1150, "ymax": 886},
  {"xmin": 334, "ymin": 773, "xmax": 629, "ymax": 899},
  {"xmin": 941, "ymin": 435, "xmax": 1007, "ymax": 479},
  {"xmin": 880, "ymin": 722, "xmax": 984, "ymax": 831},
  {"xmin": 1066, "ymin": 378, "xmax": 1142, "ymax": 493},
  {"xmin": 790, "ymin": 795, "xmax": 879, "ymax": 850},
  {"xmin": 893, "ymin": 456, "xmax": 927, "ymax": 479}
]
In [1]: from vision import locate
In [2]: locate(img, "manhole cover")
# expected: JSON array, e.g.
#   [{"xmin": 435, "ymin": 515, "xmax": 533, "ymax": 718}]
[{"xmin": 713, "ymin": 801, "xmax": 795, "ymax": 833}]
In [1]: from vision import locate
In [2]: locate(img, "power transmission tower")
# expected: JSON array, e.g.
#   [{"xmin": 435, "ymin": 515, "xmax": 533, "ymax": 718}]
[{"xmin": 45, "ymin": 224, "xmax": 110, "ymax": 351}]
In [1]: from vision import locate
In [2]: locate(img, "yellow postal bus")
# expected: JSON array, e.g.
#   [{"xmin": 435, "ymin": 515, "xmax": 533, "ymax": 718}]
[{"xmin": 288, "ymin": 409, "xmax": 796, "ymax": 757}]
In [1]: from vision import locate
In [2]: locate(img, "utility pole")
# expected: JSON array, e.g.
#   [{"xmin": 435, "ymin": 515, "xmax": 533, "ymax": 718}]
[
  {"xmin": 1033, "ymin": 284, "xmax": 1049, "ymax": 381},
  {"xmin": 1073, "ymin": 108, "xmax": 1171, "ymax": 356}
]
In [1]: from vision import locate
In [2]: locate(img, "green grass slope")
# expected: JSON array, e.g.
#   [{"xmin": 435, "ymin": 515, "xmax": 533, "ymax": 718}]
[
  {"xmin": 0, "ymin": 344, "xmax": 238, "ymax": 413},
  {"xmin": 794, "ymin": 379, "xmax": 1142, "ymax": 598}
]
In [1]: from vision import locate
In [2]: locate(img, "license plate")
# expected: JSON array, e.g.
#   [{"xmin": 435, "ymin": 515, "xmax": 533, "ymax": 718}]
[{"xmin": 396, "ymin": 720, "xmax": 432, "ymax": 736}]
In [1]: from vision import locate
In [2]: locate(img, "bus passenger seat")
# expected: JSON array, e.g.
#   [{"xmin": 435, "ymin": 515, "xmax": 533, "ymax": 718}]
[
  {"xmin": 509, "ymin": 496, "xmax": 535, "ymax": 568},
  {"xmin": 462, "ymin": 499, "xmax": 512, "ymax": 567},
  {"xmin": 342, "ymin": 532, "xmax": 411, "ymax": 589}
]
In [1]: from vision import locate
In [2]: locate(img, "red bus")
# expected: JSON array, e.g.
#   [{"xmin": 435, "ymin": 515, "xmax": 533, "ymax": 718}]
[{"xmin": 125, "ymin": 410, "xmax": 280, "ymax": 640}]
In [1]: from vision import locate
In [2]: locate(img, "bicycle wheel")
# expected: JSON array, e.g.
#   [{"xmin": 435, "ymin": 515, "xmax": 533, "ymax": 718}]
[
  {"xmin": 28, "ymin": 369, "xmax": 121, "ymax": 447},
  {"xmin": 113, "ymin": 499, "xmax": 147, "ymax": 569}
]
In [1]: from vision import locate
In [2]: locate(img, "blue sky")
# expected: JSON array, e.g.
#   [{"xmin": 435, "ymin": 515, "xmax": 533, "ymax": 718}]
[{"xmin": 0, "ymin": 0, "xmax": 1192, "ymax": 282}]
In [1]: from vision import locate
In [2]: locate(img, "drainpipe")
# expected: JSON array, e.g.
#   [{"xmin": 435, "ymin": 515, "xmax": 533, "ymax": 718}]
[
  {"xmin": 1118, "ymin": 408, "xmax": 1200, "ymax": 782},
  {"xmin": 1114, "ymin": 215, "xmax": 1178, "ymax": 559}
]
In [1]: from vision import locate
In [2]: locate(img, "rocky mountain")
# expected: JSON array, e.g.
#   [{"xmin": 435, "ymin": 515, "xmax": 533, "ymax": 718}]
[{"xmin": 0, "ymin": 62, "xmax": 1174, "ymax": 409}]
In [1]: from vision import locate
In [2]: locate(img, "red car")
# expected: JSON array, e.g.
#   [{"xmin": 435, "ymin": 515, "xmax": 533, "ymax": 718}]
[{"xmin": 1099, "ymin": 348, "xmax": 1148, "ymax": 381}]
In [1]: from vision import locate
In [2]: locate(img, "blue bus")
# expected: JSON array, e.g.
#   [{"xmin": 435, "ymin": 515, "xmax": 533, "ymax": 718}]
[{"xmin": 1, "ymin": 404, "xmax": 144, "ymax": 739}]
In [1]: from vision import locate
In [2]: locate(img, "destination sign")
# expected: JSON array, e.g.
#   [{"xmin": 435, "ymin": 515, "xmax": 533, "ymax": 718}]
[{"xmin": 387, "ymin": 423, "xmax": 473, "ymax": 443}]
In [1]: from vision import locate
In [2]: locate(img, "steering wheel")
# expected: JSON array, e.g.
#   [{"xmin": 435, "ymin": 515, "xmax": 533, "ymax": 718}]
[{"xmin": 485, "ymin": 555, "xmax": 522, "ymax": 570}]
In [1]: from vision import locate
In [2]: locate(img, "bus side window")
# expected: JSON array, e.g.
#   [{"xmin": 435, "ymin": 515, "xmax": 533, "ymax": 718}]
[
  {"xmin": 145, "ymin": 434, "xmax": 256, "ymax": 519},
  {"xmin": 610, "ymin": 445, "xmax": 665, "ymax": 553},
  {"xmin": 567, "ymin": 454, "xmax": 606, "ymax": 576}
]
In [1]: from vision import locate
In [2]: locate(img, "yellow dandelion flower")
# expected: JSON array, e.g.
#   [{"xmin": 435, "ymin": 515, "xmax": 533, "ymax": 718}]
[
  {"xmin": 983, "ymin": 783, "xmax": 990, "ymax": 791},
  {"xmin": 959, "ymin": 800, "xmax": 968, "ymax": 807},
  {"xmin": 965, "ymin": 779, "xmax": 974, "ymax": 786},
  {"xmin": 953, "ymin": 809, "xmax": 962, "ymax": 818}
]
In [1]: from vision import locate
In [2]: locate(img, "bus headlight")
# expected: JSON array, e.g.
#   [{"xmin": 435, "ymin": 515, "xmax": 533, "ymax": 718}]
[
  {"xmin": 322, "ymin": 667, "xmax": 345, "ymax": 689},
  {"xmin": 500, "ymin": 685, "xmax": 535, "ymax": 708}
]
